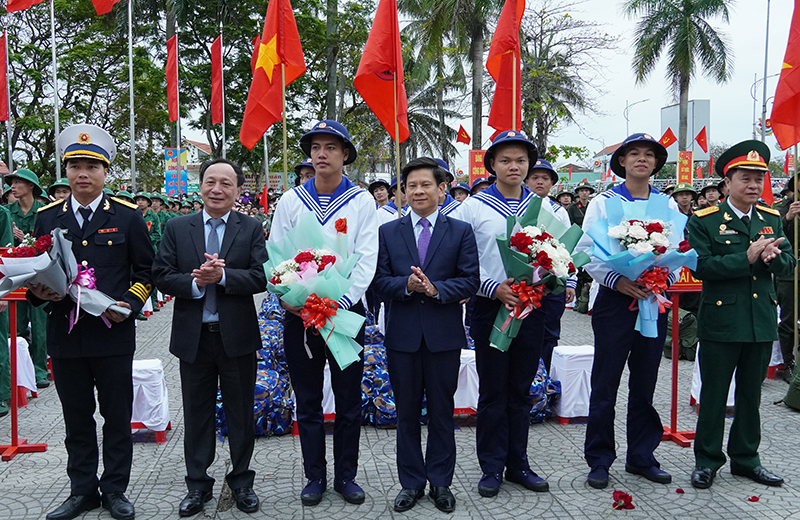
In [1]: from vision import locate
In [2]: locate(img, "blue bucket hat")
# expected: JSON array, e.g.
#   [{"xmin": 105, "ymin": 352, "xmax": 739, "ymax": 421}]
[
  {"xmin": 528, "ymin": 158, "xmax": 558, "ymax": 184},
  {"xmin": 470, "ymin": 176, "xmax": 491, "ymax": 193},
  {"xmin": 294, "ymin": 157, "xmax": 314, "ymax": 176},
  {"xmin": 369, "ymin": 178, "xmax": 390, "ymax": 195},
  {"xmin": 449, "ymin": 182, "xmax": 471, "ymax": 197},
  {"xmin": 610, "ymin": 133, "xmax": 668, "ymax": 178},
  {"xmin": 434, "ymin": 158, "xmax": 454, "ymax": 183},
  {"xmin": 483, "ymin": 130, "xmax": 538, "ymax": 175},
  {"xmin": 299, "ymin": 120, "xmax": 358, "ymax": 165}
]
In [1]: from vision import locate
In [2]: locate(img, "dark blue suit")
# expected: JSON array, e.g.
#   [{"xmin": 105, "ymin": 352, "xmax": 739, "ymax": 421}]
[{"xmin": 373, "ymin": 212, "xmax": 479, "ymax": 489}]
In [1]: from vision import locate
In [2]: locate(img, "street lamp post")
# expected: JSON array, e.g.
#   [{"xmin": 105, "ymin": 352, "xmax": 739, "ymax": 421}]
[{"xmin": 624, "ymin": 99, "xmax": 649, "ymax": 136}]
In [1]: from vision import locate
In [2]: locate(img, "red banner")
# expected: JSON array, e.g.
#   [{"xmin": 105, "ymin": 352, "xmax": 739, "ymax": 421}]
[
  {"xmin": 166, "ymin": 35, "xmax": 178, "ymax": 123},
  {"xmin": 677, "ymin": 151, "xmax": 693, "ymax": 184},
  {"xmin": 469, "ymin": 150, "xmax": 487, "ymax": 187},
  {"xmin": 210, "ymin": 35, "xmax": 223, "ymax": 125},
  {"xmin": 0, "ymin": 31, "xmax": 7, "ymax": 122}
]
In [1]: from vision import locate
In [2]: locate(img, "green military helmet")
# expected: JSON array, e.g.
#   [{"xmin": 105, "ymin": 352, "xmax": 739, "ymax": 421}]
[
  {"xmin": 116, "ymin": 190, "xmax": 135, "ymax": 203},
  {"xmin": 4, "ymin": 168, "xmax": 43, "ymax": 198},
  {"xmin": 604, "ymin": 181, "xmax": 621, "ymax": 191},
  {"xmin": 103, "ymin": 188, "xmax": 114, "ymax": 196},
  {"xmin": 672, "ymin": 182, "xmax": 697, "ymax": 197},
  {"xmin": 663, "ymin": 184, "xmax": 676, "ymax": 195},
  {"xmin": 574, "ymin": 180, "xmax": 595, "ymax": 194},
  {"xmin": 181, "ymin": 198, "xmax": 193, "ymax": 209},
  {"xmin": 48, "ymin": 178, "xmax": 71, "ymax": 197},
  {"xmin": 191, "ymin": 196, "xmax": 204, "ymax": 207},
  {"xmin": 699, "ymin": 180, "xmax": 720, "ymax": 198},
  {"xmin": 133, "ymin": 191, "xmax": 151, "ymax": 204}
]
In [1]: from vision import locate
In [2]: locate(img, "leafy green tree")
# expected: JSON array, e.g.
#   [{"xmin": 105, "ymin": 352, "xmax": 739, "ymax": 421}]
[{"xmin": 623, "ymin": 0, "xmax": 733, "ymax": 152}]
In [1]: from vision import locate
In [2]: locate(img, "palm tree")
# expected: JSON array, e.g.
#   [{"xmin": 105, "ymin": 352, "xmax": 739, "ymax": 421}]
[{"xmin": 622, "ymin": 0, "xmax": 733, "ymax": 151}]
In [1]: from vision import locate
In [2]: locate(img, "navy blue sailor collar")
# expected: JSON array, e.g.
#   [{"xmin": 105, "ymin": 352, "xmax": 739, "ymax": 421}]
[
  {"xmin": 473, "ymin": 182, "xmax": 534, "ymax": 217},
  {"xmin": 439, "ymin": 193, "xmax": 460, "ymax": 215},
  {"xmin": 296, "ymin": 175, "xmax": 362, "ymax": 224},
  {"xmin": 610, "ymin": 182, "xmax": 661, "ymax": 202}
]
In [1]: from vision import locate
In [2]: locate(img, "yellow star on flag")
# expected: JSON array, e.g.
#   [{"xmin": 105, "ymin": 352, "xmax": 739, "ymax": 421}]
[
  {"xmin": 256, "ymin": 35, "xmax": 279, "ymax": 82},
  {"xmin": 783, "ymin": 62, "xmax": 793, "ymax": 69}
]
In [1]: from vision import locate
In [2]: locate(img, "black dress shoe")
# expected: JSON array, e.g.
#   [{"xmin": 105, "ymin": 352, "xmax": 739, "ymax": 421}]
[
  {"xmin": 101, "ymin": 492, "xmax": 135, "ymax": 520},
  {"xmin": 624, "ymin": 464, "xmax": 672, "ymax": 484},
  {"xmin": 393, "ymin": 488, "xmax": 424, "ymax": 512},
  {"xmin": 178, "ymin": 490, "xmax": 212, "ymax": 517},
  {"xmin": 691, "ymin": 466, "xmax": 716, "ymax": 489},
  {"xmin": 429, "ymin": 486, "xmax": 456, "ymax": 513},
  {"xmin": 731, "ymin": 465, "xmax": 784, "ymax": 486},
  {"xmin": 587, "ymin": 466, "xmax": 609, "ymax": 489},
  {"xmin": 46, "ymin": 493, "xmax": 101, "ymax": 520},
  {"xmin": 232, "ymin": 487, "xmax": 260, "ymax": 513}
]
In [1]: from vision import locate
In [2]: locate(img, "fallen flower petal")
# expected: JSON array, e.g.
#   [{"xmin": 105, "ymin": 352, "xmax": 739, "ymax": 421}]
[
  {"xmin": 748, "ymin": 496, "xmax": 760, "ymax": 502},
  {"xmin": 676, "ymin": 488, "xmax": 685, "ymax": 494}
]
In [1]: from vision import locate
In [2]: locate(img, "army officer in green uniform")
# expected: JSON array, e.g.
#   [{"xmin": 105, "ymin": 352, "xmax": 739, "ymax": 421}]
[{"xmin": 688, "ymin": 140, "xmax": 796, "ymax": 489}]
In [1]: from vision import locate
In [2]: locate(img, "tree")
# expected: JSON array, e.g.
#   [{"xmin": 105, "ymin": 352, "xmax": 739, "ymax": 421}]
[
  {"xmin": 623, "ymin": 0, "xmax": 733, "ymax": 152},
  {"xmin": 520, "ymin": 0, "xmax": 616, "ymax": 154}
]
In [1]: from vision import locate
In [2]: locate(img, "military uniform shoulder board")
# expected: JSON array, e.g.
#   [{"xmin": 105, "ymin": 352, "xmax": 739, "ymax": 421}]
[
  {"xmin": 110, "ymin": 196, "xmax": 138, "ymax": 210},
  {"xmin": 694, "ymin": 206, "xmax": 720, "ymax": 217},
  {"xmin": 756, "ymin": 204, "xmax": 780, "ymax": 217},
  {"xmin": 37, "ymin": 199, "xmax": 64, "ymax": 213}
]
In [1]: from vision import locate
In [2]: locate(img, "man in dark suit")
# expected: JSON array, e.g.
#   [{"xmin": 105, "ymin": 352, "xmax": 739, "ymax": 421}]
[
  {"xmin": 373, "ymin": 157, "xmax": 480, "ymax": 513},
  {"xmin": 152, "ymin": 158, "xmax": 268, "ymax": 517},
  {"xmin": 28, "ymin": 124, "xmax": 154, "ymax": 520}
]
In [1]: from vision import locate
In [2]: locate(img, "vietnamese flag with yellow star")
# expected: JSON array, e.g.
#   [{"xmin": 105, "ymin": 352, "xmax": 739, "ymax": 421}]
[
  {"xmin": 239, "ymin": 0, "xmax": 306, "ymax": 150},
  {"xmin": 772, "ymin": 1, "xmax": 800, "ymax": 149}
]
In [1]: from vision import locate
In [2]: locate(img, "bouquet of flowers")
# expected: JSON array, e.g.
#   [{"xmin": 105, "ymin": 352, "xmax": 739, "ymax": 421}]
[
  {"xmin": 490, "ymin": 197, "xmax": 590, "ymax": 351},
  {"xmin": 264, "ymin": 212, "xmax": 364, "ymax": 370},
  {"xmin": 585, "ymin": 194, "xmax": 698, "ymax": 338},
  {"xmin": 0, "ymin": 233, "xmax": 64, "ymax": 297}
]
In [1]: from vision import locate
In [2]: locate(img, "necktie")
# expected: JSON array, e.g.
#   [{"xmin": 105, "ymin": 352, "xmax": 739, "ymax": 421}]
[
  {"xmin": 78, "ymin": 207, "xmax": 93, "ymax": 230},
  {"xmin": 741, "ymin": 215, "xmax": 751, "ymax": 228},
  {"xmin": 204, "ymin": 218, "xmax": 224, "ymax": 316},
  {"xmin": 418, "ymin": 217, "xmax": 431, "ymax": 266}
]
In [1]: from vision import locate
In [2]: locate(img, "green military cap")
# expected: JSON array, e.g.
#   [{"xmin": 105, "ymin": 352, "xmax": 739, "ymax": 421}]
[
  {"xmin": 103, "ymin": 188, "xmax": 114, "ymax": 196},
  {"xmin": 604, "ymin": 181, "xmax": 621, "ymax": 191},
  {"xmin": 151, "ymin": 192, "xmax": 168, "ymax": 205},
  {"xmin": 574, "ymin": 181, "xmax": 595, "ymax": 194},
  {"xmin": 191, "ymin": 196, "xmax": 204, "ymax": 206},
  {"xmin": 4, "ymin": 168, "xmax": 43, "ymax": 197},
  {"xmin": 48, "ymin": 178, "xmax": 71, "ymax": 197},
  {"xmin": 781, "ymin": 176, "xmax": 797, "ymax": 196},
  {"xmin": 663, "ymin": 184, "xmax": 676, "ymax": 193},
  {"xmin": 116, "ymin": 190, "xmax": 135, "ymax": 203},
  {"xmin": 672, "ymin": 182, "xmax": 697, "ymax": 196},
  {"xmin": 714, "ymin": 139, "xmax": 770, "ymax": 178},
  {"xmin": 556, "ymin": 189, "xmax": 574, "ymax": 200},
  {"xmin": 133, "ymin": 191, "xmax": 151, "ymax": 202},
  {"xmin": 181, "ymin": 199, "xmax": 192, "ymax": 208}
]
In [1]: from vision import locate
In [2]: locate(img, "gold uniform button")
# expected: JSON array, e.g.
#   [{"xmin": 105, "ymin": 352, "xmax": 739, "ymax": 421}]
[
  {"xmin": 753, "ymin": 293, "xmax": 758, "ymax": 299},
  {"xmin": 753, "ymin": 276, "xmax": 757, "ymax": 281},
  {"xmin": 81, "ymin": 260, "xmax": 88, "ymax": 266},
  {"xmin": 107, "ymin": 240, "xmax": 113, "ymax": 246},
  {"xmin": 725, "ymin": 240, "xmax": 731, "ymax": 245},
  {"xmin": 81, "ymin": 240, "xmax": 88, "ymax": 246},
  {"xmin": 716, "ymin": 301, "xmax": 722, "ymax": 306}
]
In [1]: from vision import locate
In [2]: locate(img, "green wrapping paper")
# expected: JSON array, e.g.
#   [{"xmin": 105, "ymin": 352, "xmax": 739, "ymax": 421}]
[
  {"xmin": 264, "ymin": 212, "xmax": 364, "ymax": 370},
  {"xmin": 489, "ymin": 197, "xmax": 590, "ymax": 351}
]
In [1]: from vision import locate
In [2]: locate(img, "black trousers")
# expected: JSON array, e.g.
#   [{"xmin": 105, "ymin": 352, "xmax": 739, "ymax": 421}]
[
  {"xmin": 52, "ymin": 354, "xmax": 134, "ymax": 495},
  {"xmin": 470, "ymin": 296, "xmax": 544, "ymax": 475},
  {"xmin": 386, "ymin": 342, "xmax": 460, "ymax": 489},
  {"xmin": 283, "ymin": 303, "xmax": 366, "ymax": 482},
  {"xmin": 584, "ymin": 287, "xmax": 665, "ymax": 470},
  {"xmin": 180, "ymin": 328, "xmax": 257, "ymax": 492}
]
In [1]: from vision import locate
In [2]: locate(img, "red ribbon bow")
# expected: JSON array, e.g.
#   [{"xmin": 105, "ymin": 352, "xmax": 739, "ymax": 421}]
[
  {"xmin": 629, "ymin": 266, "xmax": 672, "ymax": 313},
  {"xmin": 301, "ymin": 293, "xmax": 339, "ymax": 340},
  {"xmin": 499, "ymin": 281, "xmax": 545, "ymax": 332}
]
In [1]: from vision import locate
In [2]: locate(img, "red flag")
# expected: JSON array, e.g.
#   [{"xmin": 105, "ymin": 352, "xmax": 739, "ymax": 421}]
[
  {"xmin": 6, "ymin": 0, "xmax": 45, "ymax": 12},
  {"xmin": 659, "ymin": 128, "xmax": 677, "ymax": 148},
  {"xmin": 487, "ymin": 0, "xmax": 524, "ymax": 133},
  {"xmin": 709, "ymin": 155, "xmax": 713, "ymax": 177},
  {"xmin": 456, "ymin": 125, "xmax": 471, "ymax": 145},
  {"xmin": 240, "ymin": 0, "xmax": 307, "ymax": 150},
  {"xmin": 250, "ymin": 35, "xmax": 261, "ymax": 75},
  {"xmin": 211, "ymin": 35, "xmax": 223, "ymax": 125},
  {"xmin": 354, "ymin": 0, "xmax": 409, "ymax": 143},
  {"xmin": 91, "ymin": 0, "xmax": 122, "ymax": 15},
  {"xmin": 695, "ymin": 166, "xmax": 701, "ymax": 179},
  {"xmin": 784, "ymin": 151, "xmax": 790, "ymax": 174},
  {"xmin": 166, "ymin": 35, "xmax": 179, "ymax": 123},
  {"xmin": 0, "ymin": 31, "xmax": 7, "ymax": 122},
  {"xmin": 762, "ymin": 169, "xmax": 775, "ymax": 206},
  {"xmin": 259, "ymin": 183, "xmax": 269, "ymax": 209},
  {"xmin": 695, "ymin": 126, "xmax": 708, "ymax": 153},
  {"xmin": 568, "ymin": 165, "xmax": 573, "ymax": 180},
  {"xmin": 772, "ymin": 3, "xmax": 800, "ymax": 149}
]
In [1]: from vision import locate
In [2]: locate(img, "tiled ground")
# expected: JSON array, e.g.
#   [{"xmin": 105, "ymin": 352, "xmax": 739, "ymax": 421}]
[{"xmin": 1, "ymin": 295, "xmax": 799, "ymax": 519}]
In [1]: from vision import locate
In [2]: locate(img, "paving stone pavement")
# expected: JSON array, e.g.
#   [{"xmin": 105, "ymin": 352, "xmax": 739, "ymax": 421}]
[{"xmin": 2, "ymin": 295, "xmax": 800, "ymax": 519}]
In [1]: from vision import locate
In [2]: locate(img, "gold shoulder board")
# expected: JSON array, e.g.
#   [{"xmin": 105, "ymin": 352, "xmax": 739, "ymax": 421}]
[
  {"xmin": 37, "ymin": 199, "xmax": 64, "ymax": 213},
  {"xmin": 110, "ymin": 196, "xmax": 138, "ymax": 210},
  {"xmin": 694, "ymin": 206, "xmax": 720, "ymax": 217},
  {"xmin": 756, "ymin": 205, "xmax": 780, "ymax": 217}
]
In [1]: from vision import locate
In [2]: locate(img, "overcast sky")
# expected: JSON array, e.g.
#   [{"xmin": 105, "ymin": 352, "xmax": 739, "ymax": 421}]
[{"xmin": 450, "ymin": 0, "xmax": 795, "ymax": 172}]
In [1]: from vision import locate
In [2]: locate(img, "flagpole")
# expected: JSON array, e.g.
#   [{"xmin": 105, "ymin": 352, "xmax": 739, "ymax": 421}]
[
  {"xmin": 263, "ymin": 133, "xmax": 269, "ymax": 189},
  {"xmin": 511, "ymin": 50, "xmax": 516, "ymax": 130},
  {"xmin": 50, "ymin": 0, "xmax": 60, "ymax": 180},
  {"xmin": 219, "ymin": 20, "xmax": 226, "ymax": 159},
  {"xmin": 4, "ymin": 30, "xmax": 12, "ymax": 174},
  {"xmin": 393, "ymin": 72, "xmax": 401, "ymax": 219},
  {"xmin": 175, "ymin": 29, "xmax": 182, "ymax": 194},
  {"xmin": 127, "ymin": 0, "xmax": 136, "ymax": 191},
  {"xmin": 281, "ymin": 62, "xmax": 288, "ymax": 189}
]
